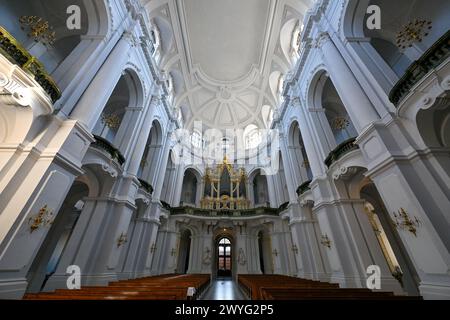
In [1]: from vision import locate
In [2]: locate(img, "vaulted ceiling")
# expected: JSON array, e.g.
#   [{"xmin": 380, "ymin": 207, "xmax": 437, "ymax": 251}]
[{"xmin": 140, "ymin": 0, "xmax": 315, "ymax": 132}]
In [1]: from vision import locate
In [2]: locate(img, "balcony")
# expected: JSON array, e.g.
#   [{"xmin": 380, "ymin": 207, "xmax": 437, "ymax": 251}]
[
  {"xmin": 296, "ymin": 180, "xmax": 312, "ymax": 196},
  {"xmin": 389, "ymin": 30, "xmax": 450, "ymax": 107},
  {"xmin": 0, "ymin": 26, "xmax": 61, "ymax": 103},
  {"xmin": 91, "ymin": 135, "xmax": 125, "ymax": 166},
  {"xmin": 169, "ymin": 206, "xmax": 281, "ymax": 218},
  {"xmin": 324, "ymin": 137, "xmax": 359, "ymax": 168},
  {"xmin": 138, "ymin": 178, "xmax": 154, "ymax": 194}
]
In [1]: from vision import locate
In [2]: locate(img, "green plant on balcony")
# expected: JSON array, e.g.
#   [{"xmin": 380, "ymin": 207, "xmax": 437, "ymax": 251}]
[{"xmin": 0, "ymin": 26, "xmax": 61, "ymax": 103}]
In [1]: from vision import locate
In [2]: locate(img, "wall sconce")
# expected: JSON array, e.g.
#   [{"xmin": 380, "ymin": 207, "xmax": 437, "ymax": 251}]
[
  {"xmin": 292, "ymin": 244, "xmax": 299, "ymax": 255},
  {"xmin": 150, "ymin": 242, "xmax": 157, "ymax": 253},
  {"xmin": 28, "ymin": 205, "xmax": 54, "ymax": 233},
  {"xmin": 391, "ymin": 208, "xmax": 421, "ymax": 237},
  {"xmin": 320, "ymin": 234, "xmax": 332, "ymax": 249},
  {"xmin": 117, "ymin": 232, "xmax": 128, "ymax": 247}
]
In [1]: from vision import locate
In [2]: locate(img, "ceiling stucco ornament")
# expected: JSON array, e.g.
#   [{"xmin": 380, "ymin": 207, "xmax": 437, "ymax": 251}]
[{"xmin": 141, "ymin": 0, "xmax": 315, "ymax": 131}]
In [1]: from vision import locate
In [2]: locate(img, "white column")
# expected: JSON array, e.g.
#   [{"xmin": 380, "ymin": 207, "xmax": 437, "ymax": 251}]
[
  {"xmin": 319, "ymin": 33, "xmax": 379, "ymax": 132},
  {"xmin": 71, "ymin": 33, "xmax": 133, "ymax": 130},
  {"xmin": 295, "ymin": 101, "xmax": 329, "ymax": 176},
  {"xmin": 153, "ymin": 131, "xmax": 173, "ymax": 200},
  {"xmin": 126, "ymin": 97, "xmax": 158, "ymax": 175}
]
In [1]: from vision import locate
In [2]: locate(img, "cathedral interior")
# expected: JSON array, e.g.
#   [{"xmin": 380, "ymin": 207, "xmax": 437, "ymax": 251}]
[{"xmin": 0, "ymin": 0, "xmax": 449, "ymax": 301}]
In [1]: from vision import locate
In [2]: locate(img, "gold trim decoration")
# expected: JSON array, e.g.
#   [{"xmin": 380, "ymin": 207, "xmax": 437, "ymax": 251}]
[
  {"xmin": 117, "ymin": 232, "xmax": 128, "ymax": 247},
  {"xmin": 28, "ymin": 205, "xmax": 54, "ymax": 233},
  {"xmin": 101, "ymin": 113, "xmax": 121, "ymax": 130},
  {"xmin": 331, "ymin": 117, "xmax": 350, "ymax": 131},
  {"xmin": 320, "ymin": 234, "xmax": 332, "ymax": 249},
  {"xmin": 396, "ymin": 19, "xmax": 432, "ymax": 50},
  {"xmin": 391, "ymin": 208, "xmax": 421, "ymax": 237},
  {"xmin": 201, "ymin": 156, "xmax": 250, "ymax": 210},
  {"xmin": 19, "ymin": 16, "xmax": 56, "ymax": 46}
]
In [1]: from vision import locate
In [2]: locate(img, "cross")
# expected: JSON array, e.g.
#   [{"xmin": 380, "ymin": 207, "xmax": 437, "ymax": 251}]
[{"xmin": 272, "ymin": 249, "xmax": 278, "ymax": 257}]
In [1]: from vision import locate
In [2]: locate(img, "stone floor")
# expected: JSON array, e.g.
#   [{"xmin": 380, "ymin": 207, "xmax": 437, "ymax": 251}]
[{"xmin": 201, "ymin": 277, "xmax": 247, "ymax": 300}]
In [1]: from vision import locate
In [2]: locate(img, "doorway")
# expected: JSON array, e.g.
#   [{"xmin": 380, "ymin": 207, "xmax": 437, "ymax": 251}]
[{"xmin": 217, "ymin": 237, "xmax": 232, "ymax": 277}]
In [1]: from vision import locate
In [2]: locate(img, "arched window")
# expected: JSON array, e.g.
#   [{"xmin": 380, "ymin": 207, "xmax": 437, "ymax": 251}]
[
  {"xmin": 191, "ymin": 130, "xmax": 203, "ymax": 148},
  {"xmin": 244, "ymin": 125, "xmax": 262, "ymax": 149},
  {"xmin": 218, "ymin": 237, "xmax": 232, "ymax": 277}
]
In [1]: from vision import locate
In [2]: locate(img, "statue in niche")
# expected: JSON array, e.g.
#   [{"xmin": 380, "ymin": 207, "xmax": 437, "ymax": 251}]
[
  {"xmin": 202, "ymin": 247, "xmax": 211, "ymax": 265},
  {"xmin": 238, "ymin": 248, "xmax": 246, "ymax": 265}
]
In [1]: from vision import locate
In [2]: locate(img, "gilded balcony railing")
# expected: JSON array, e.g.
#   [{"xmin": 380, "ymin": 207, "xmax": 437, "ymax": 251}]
[
  {"xmin": 324, "ymin": 137, "xmax": 359, "ymax": 168},
  {"xmin": 0, "ymin": 26, "xmax": 61, "ymax": 103},
  {"xmin": 389, "ymin": 30, "xmax": 450, "ymax": 107}
]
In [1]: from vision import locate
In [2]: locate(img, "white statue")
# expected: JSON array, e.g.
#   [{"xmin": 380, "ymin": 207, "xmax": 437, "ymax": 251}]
[
  {"xmin": 202, "ymin": 247, "xmax": 211, "ymax": 265},
  {"xmin": 238, "ymin": 248, "xmax": 246, "ymax": 265}
]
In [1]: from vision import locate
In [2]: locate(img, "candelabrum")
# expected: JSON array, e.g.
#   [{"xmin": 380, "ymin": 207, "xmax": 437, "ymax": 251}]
[
  {"xmin": 28, "ymin": 205, "xmax": 54, "ymax": 233},
  {"xmin": 101, "ymin": 113, "xmax": 121, "ymax": 130},
  {"xmin": 320, "ymin": 234, "xmax": 332, "ymax": 249},
  {"xmin": 331, "ymin": 117, "xmax": 350, "ymax": 131},
  {"xmin": 19, "ymin": 15, "xmax": 56, "ymax": 46},
  {"xmin": 396, "ymin": 19, "xmax": 432, "ymax": 50},
  {"xmin": 117, "ymin": 232, "xmax": 128, "ymax": 247},
  {"xmin": 391, "ymin": 208, "xmax": 421, "ymax": 237}
]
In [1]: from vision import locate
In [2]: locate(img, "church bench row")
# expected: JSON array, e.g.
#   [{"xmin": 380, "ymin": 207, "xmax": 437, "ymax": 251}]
[
  {"xmin": 237, "ymin": 275, "xmax": 420, "ymax": 300},
  {"xmin": 23, "ymin": 274, "xmax": 210, "ymax": 300}
]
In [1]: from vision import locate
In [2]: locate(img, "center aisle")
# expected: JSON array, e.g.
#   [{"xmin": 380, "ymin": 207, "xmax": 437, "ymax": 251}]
[{"xmin": 201, "ymin": 278, "xmax": 247, "ymax": 300}]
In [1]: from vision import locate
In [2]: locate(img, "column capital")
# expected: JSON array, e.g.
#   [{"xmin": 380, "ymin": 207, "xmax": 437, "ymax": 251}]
[{"xmin": 314, "ymin": 32, "xmax": 332, "ymax": 49}]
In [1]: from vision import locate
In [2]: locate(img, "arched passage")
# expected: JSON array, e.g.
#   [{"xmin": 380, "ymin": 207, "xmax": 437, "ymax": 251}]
[
  {"xmin": 139, "ymin": 120, "xmax": 164, "ymax": 185},
  {"xmin": 25, "ymin": 179, "xmax": 90, "ymax": 293},
  {"xmin": 177, "ymin": 229, "xmax": 192, "ymax": 274},
  {"xmin": 217, "ymin": 237, "xmax": 232, "ymax": 278},
  {"xmin": 249, "ymin": 169, "xmax": 270, "ymax": 207},
  {"xmin": 180, "ymin": 168, "xmax": 201, "ymax": 206},
  {"xmin": 257, "ymin": 229, "xmax": 273, "ymax": 275},
  {"xmin": 359, "ymin": 181, "xmax": 420, "ymax": 296}
]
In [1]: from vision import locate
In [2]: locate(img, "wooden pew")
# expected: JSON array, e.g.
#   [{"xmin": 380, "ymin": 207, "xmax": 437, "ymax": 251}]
[
  {"xmin": 23, "ymin": 274, "xmax": 210, "ymax": 300},
  {"xmin": 238, "ymin": 274, "xmax": 420, "ymax": 300}
]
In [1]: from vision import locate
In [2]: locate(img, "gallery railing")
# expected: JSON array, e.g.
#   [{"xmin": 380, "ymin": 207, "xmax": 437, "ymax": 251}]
[
  {"xmin": 296, "ymin": 180, "xmax": 312, "ymax": 196},
  {"xmin": 169, "ymin": 206, "xmax": 281, "ymax": 217},
  {"xmin": 92, "ymin": 135, "xmax": 126, "ymax": 166},
  {"xmin": 0, "ymin": 26, "xmax": 61, "ymax": 103},
  {"xmin": 389, "ymin": 30, "xmax": 450, "ymax": 107},
  {"xmin": 138, "ymin": 178, "xmax": 153, "ymax": 194},
  {"xmin": 324, "ymin": 137, "xmax": 359, "ymax": 168}
]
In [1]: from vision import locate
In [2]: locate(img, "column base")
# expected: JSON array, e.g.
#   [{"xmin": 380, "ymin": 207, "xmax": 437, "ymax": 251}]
[
  {"xmin": 0, "ymin": 278, "xmax": 27, "ymax": 299},
  {"xmin": 419, "ymin": 282, "xmax": 450, "ymax": 300}
]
